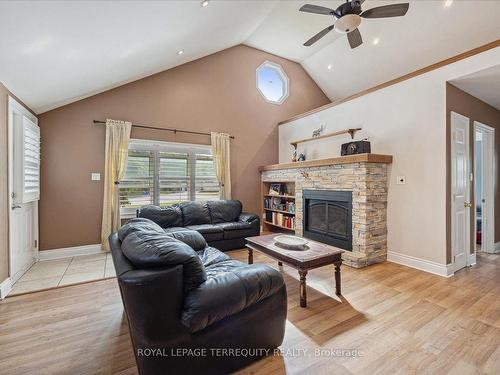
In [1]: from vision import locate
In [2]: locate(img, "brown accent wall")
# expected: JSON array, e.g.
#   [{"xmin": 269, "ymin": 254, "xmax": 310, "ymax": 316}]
[
  {"xmin": 446, "ymin": 82, "xmax": 500, "ymax": 262},
  {"xmin": 38, "ymin": 44, "xmax": 330, "ymax": 250}
]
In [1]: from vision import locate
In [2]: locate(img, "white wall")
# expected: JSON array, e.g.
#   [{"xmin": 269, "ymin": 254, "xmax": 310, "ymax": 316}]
[{"xmin": 279, "ymin": 47, "xmax": 500, "ymax": 266}]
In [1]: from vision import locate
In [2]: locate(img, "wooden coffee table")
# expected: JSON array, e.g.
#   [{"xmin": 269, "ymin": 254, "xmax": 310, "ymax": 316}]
[{"xmin": 245, "ymin": 234, "xmax": 343, "ymax": 307}]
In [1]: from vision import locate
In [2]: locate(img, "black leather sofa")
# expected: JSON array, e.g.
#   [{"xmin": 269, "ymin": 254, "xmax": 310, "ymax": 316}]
[
  {"xmin": 137, "ymin": 200, "xmax": 260, "ymax": 251},
  {"xmin": 109, "ymin": 218, "xmax": 287, "ymax": 375}
]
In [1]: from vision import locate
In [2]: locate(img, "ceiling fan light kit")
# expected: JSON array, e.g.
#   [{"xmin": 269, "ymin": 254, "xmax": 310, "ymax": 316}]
[
  {"xmin": 334, "ymin": 14, "xmax": 361, "ymax": 34},
  {"xmin": 300, "ymin": 1, "xmax": 409, "ymax": 49}
]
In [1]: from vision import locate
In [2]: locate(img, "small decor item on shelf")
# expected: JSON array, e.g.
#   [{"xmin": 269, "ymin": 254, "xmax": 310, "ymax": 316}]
[
  {"xmin": 292, "ymin": 148, "xmax": 297, "ymax": 162},
  {"xmin": 341, "ymin": 139, "xmax": 371, "ymax": 156},
  {"xmin": 269, "ymin": 183, "xmax": 283, "ymax": 196},
  {"xmin": 312, "ymin": 124, "xmax": 325, "ymax": 138},
  {"xmin": 298, "ymin": 153, "xmax": 306, "ymax": 162},
  {"xmin": 274, "ymin": 235, "xmax": 308, "ymax": 250}
]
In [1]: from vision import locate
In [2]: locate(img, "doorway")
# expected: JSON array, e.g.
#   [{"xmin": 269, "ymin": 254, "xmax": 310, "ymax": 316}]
[
  {"xmin": 451, "ymin": 111, "xmax": 470, "ymax": 273},
  {"xmin": 8, "ymin": 97, "xmax": 39, "ymax": 285},
  {"xmin": 474, "ymin": 122, "xmax": 495, "ymax": 254}
]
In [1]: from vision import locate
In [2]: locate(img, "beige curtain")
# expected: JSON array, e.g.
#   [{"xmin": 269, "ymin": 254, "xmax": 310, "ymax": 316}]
[
  {"xmin": 211, "ymin": 132, "xmax": 231, "ymax": 200},
  {"xmin": 101, "ymin": 119, "xmax": 132, "ymax": 251}
]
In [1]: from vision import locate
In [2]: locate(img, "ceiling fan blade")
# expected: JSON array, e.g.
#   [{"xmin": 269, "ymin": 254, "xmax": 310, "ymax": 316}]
[
  {"xmin": 299, "ymin": 4, "xmax": 335, "ymax": 15},
  {"xmin": 347, "ymin": 28, "xmax": 363, "ymax": 49},
  {"xmin": 360, "ymin": 3, "xmax": 409, "ymax": 18},
  {"xmin": 303, "ymin": 25, "xmax": 334, "ymax": 46}
]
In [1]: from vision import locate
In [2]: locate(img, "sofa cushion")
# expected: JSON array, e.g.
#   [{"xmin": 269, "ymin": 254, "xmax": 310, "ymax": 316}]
[
  {"xmin": 197, "ymin": 246, "xmax": 231, "ymax": 267},
  {"xmin": 163, "ymin": 227, "xmax": 188, "ymax": 234},
  {"xmin": 118, "ymin": 218, "xmax": 164, "ymax": 242},
  {"xmin": 206, "ymin": 200, "xmax": 242, "ymax": 224},
  {"xmin": 181, "ymin": 260, "xmax": 285, "ymax": 332},
  {"xmin": 166, "ymin": 230, "xmax": 207, "ymax": 252},
  {"xmin": 186, "ymin": 224, "xmax": 224, "ymax": 242},
  {"xmin": 121, "ymin": 231, "xmax": 207, "ymax": 292},
  {"xmin": 180, "ymin": 201, "xmax": 211, "ymax": 226},
  {"xmin": 215, "ymin": 221, "xmax": 254, "ymax": 240},
  {"xmin": 137, "ymin": 205, "xmax": 183, "ymax": 228}
]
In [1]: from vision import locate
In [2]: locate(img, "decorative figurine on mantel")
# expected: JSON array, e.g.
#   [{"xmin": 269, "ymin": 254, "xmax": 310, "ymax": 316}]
[
  {"xmin": 312, "ymin": 124, "xmax": 325, "ymax": 138},
  {"xmin": 292, "ymin": 148, "xmax": 297, "ymax": 162},
  {"xmin": 298, "ymin": 153, "xmax": 306, "ymax": 162}
]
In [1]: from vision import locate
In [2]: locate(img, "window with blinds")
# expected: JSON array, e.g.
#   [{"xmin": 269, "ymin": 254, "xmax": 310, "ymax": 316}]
[
  {"xmin": 14, "ymin": 115, "xmax": 41, "ymax": 204},
  {"xmin": 159, "ymin": 152, "xmax": 189, "ymax": 206},
  {"xmin": 120, "ymin": 140, "xmax": 220, "ymax": 216},
  {"xmin": 119, "ymin": 150, "xmax": 154, "ymax": 209},
  {"xmin": 195, "ymin": 154, "xmax": 220, "ymax": 201}
]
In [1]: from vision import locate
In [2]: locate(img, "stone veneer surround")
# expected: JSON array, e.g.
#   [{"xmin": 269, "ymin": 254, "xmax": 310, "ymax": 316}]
[{"xmin": 261, "ymin": 160, "xmax": 390, "ymax": 268}]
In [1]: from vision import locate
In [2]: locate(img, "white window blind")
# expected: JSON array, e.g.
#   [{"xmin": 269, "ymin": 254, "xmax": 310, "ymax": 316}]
[
  {"xmin": 119, "ymin": 150, "xmax": 154, "ymax": 209},
  {"xmin": 120, "ymin": 140, "xmax": 219, "ymax": 216},
  {"xmin": 14, "ymin": 116, "xmax": 40, "ymax": 204}
]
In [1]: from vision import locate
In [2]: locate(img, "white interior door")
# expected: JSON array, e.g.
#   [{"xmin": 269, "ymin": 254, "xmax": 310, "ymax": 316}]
[
  {"xmin": 8, "ymin": 97, "xmax": 39, "ymax": 283},
  {"xmin": 451, "ymin": 112, "xmax": 470, "ymax": 272},
  {"xmin": 475, "ymin": 122, "xmax": 495, "ymax": 253}
]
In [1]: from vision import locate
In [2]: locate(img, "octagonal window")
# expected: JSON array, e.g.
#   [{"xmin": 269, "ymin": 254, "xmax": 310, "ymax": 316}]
[{"xmin": 256, "ymin": 61, "xmax": 289, "ymax": 104}]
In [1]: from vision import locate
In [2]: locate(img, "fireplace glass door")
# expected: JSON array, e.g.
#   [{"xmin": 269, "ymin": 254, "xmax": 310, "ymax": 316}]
[{"xmin": 303, "ymin": 190, "xmax": 352, "ymax": 250}]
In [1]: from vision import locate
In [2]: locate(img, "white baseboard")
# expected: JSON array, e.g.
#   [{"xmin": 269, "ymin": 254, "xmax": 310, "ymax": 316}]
[
  {"xmin": 469, "ymin": 253, "xmax": 477, "ymax": 266},
  {"xmin": 0, "ymin": 277, "xmax": 12, "ymax": 299},
  {"xmin": 387, "ymin": 251, "xmax": 454, "ymax": 278},
  {"xmin": 38, "ymin": 244, "xmax": 104, "ymax": 261},
  {"xmin": 494, "ymin": 242, "xmax": 500, "ymax": 253}
]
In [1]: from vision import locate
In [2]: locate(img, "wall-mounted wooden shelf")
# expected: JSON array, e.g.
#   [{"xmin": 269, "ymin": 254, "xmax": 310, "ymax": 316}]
[{"xmin": 290, "ymin": 128, "xmax": 361, "ymax": 149}]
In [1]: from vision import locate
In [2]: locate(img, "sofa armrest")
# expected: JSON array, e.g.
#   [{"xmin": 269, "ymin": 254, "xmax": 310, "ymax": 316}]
[
  {"xmin": 239, "ymin": 212, "xmax": 260, "ymax": 225},
  {"xmin": 239, "ymin": 212, "xmax": 260, "ymax": 236},
  {"xmin": 117, "ymin": 265, "xmax": 191, "ymax": 348}
]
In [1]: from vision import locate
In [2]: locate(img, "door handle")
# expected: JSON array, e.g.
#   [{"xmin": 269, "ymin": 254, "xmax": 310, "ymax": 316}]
[
  {"xmin": 12, "ymin": 205, "xmax": 22, "ymax": 210},
  {"xmin": 464, "ymin": 202, "xmax": 472, "ymax": 208}
]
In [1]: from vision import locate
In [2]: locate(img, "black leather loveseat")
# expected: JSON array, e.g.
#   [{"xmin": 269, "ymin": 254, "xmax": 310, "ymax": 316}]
[
  {"xmin": 137, "ymin": 200, "xmax": 260, "ymax": 251},
  {"xmin": 110, "ymin": 218, "xmax": 287, "ymax": 375}
]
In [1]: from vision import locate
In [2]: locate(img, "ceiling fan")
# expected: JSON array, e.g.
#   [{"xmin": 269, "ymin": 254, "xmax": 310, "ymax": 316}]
[{"xmin": 300, "ymin": 0, "xmax": 409, "ymax": 49}]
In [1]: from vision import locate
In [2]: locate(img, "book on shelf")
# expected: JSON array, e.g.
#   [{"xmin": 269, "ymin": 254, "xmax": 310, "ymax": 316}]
[
  {"xmin": 265, "ymin": 211, "xmax": 295, "ymax": 230},
  {"xmin": 263, "ymin": 197, "xmax": 295, "ymax": 213}
]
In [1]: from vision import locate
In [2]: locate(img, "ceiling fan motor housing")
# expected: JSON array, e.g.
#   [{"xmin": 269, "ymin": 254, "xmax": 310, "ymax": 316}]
[{"xmin": 333, "ymin": 1, "xmax": 363, "ymax": 34}]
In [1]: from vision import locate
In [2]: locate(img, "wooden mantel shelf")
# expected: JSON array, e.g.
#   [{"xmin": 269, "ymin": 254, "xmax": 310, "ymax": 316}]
[{"xmin": 259, "ymin": 153, "xmax": 392, "ymax": 172}]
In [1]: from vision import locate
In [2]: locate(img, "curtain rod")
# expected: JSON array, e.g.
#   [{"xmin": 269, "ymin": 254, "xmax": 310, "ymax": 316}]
[{"xmin": 92, "ymin": 120, "xmax": 234, "ymax": 139}]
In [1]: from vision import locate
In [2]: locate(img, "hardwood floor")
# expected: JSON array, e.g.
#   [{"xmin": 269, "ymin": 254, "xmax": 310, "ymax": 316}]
[{"xmin": 0, "ymin": 251, "xmax": 498, "ymax": 375}]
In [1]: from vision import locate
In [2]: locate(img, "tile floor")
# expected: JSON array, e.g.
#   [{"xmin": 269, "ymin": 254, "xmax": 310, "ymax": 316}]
[{"xmin": 10, "ymin": 253, "xmax": 116, "ymax": 296}]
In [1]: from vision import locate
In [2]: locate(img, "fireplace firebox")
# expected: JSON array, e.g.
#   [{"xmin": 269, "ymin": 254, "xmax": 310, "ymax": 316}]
[{"xmin": 303, "ymin": 190, "xmax": 352, "ymax": 251}]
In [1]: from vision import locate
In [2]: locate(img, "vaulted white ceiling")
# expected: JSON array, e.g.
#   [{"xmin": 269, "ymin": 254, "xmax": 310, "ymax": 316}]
[
  {"xmin": 1, "ymin": 1, "xmax": 499, "ymax": 114},
  {"xmin": 0, "ymin": 0, "xmax": 276, "ymax": 113},
  {"xmin": 450, "ymin": 65, "xmax": 500, "ymax": 110}
]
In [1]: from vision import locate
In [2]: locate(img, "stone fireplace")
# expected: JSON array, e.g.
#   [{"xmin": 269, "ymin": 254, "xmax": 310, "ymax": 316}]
[{"xmin": 260, "ymin": 154, "xmax": 392, "ymax": 268}]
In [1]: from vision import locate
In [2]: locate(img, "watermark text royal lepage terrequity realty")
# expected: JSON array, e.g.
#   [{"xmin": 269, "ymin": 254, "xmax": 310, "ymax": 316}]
[{"xmin": 136, "ymin": 347, "xmax": 363, "ymax": 358}]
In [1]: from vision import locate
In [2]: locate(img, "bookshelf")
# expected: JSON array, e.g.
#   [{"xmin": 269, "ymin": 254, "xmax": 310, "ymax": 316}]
[{"xmin": 261, "ymin": 181, "xmax": 296, "ymax": 233}]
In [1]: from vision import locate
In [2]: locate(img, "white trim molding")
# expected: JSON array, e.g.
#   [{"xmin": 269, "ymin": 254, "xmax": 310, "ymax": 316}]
[
  {"xmin": 469, "ymin": 253, "xmax": 477, "ymax": 266},
  {"xmin": 494, "ymin": 242, "xmax": 500, "ymax": 253},
  {"xmin": 0, "ymin": 278, "xmax": 13, "ymax": 299},
  {"xmin": 38, "ymin": 244, "xmax": 104, "ymax": 261},
  {"xmin": 387, "ymin": 251, "xmax": 454, "ymax": 278}
]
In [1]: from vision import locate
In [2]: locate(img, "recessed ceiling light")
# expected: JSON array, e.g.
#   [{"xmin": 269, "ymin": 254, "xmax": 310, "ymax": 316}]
[
  {"xmin": 444, "ymin": 0, "xmax": 453, "ymax": 7},
  {"xmin": 201, "ymin": 0, "xmax": 209, "ymax": 7},
  {"xmin": 372, "ymin": 37, "xmax": 380, "ymax": 45},
  {"xmin": 327, "ymin": 64, "xmax": 333, "ymax": 70},
  {"xmin": 177, "ymin": 50, "xmax": 184, "ymax": 55}
]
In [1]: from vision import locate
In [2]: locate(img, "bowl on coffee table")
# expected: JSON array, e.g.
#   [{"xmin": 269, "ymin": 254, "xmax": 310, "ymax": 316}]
[{"xmin": 274, "ymin": 235, "xmax": 309, "ymax": 250}]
